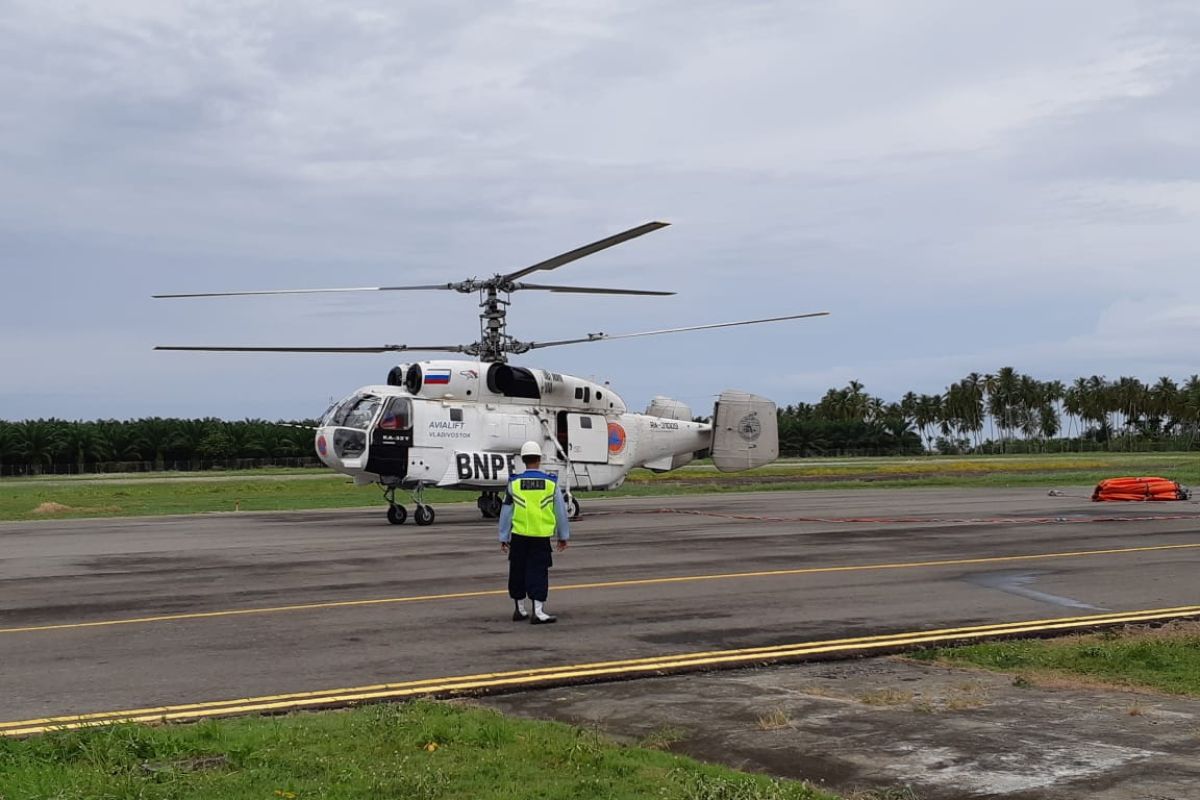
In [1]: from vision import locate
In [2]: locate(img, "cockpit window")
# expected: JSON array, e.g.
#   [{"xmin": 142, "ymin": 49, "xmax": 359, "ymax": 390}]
[
  {"xmin": 378, "ymin": 397, "xmax": 412, "ymax": 431},
  {"xmin": 333, "ymin": 394, "xmax": 381, "ymax": 430},
  {"xmin": 319, "ymin": 400, "xmax": 340, "ymax": 427}
]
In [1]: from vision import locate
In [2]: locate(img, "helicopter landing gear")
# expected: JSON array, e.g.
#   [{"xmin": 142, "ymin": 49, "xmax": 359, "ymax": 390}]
[
  {"xmin": 409, "ymin": 484, "xmax": 435, "ymax": 527},
  {"xmin": 477, "ymin": 491, "xmax": 503, "ymax": 519},
  {"xmin": 381, "ymin": 484, "xmax": 435, "ymax": 526},
  {"xmin": 383, "ymin": 485, "xmax": 406, "ymax": 525},
  {"xmin": 566, "ymin": 493, "xmax": 581, "ymax": 520}
]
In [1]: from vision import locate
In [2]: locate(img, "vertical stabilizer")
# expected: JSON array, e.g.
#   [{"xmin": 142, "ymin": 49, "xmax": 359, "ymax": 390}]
[{"xmin": 711, "ymin": 390, "xmax": 778, "ymax": 472}]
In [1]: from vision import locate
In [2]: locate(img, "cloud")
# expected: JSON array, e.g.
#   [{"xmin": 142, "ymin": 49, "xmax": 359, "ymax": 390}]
[{"xmin": 1, "ymin": 1, "xmax": 1198, "ymax": 419}]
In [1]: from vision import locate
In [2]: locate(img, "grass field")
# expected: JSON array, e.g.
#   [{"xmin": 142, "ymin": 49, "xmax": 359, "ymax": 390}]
[
  {"xmin": 911, "ymin": 621, "xmax": 1200, "ymax": 697},
  {"xmin": 0, "ymin": 452, "xmax": 1195, "ymax": 522},
  {"xmin": 0, "ymin": 701, "xmax": 833, "ymax": 800}
]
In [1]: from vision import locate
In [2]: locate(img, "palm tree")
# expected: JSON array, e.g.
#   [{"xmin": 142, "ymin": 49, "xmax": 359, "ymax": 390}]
[
  {"xmin": 1148, "ymin": 377, "xmax": 1179, "ymax": 440},
  {"xmin": 959, "ymin": 373, "xmax": 986, "ymax": 450},
  {"xmin": 57, "ymin": 421, "xmax": 105, "ymax": 474},
  {"xmin": 170, "ymin": 419, "xmax": 219, "ymax": 468},
  {"xmin": 259, "ymin": 423, "xmax": 302, "ymax": 458},
  {"xmin": 1112, "ymin": 377, "xmax": 1146, "ymax": 450},
  {"xmin": 914, "ymin": 394, "xmax": 942, "ymax": 452},
  {"xmin": 136, "ymin": 417, "xmax": 178, "ymax": 469},
  {"xmin": 0, "ymin": 422, "xmax": 17, "ymax": 475},
  {"xmin": 1182, "ymin": 375, "xmax": 1200, "ymax": 449},
  {"xmin": 14, "ymin": 420, "xmax": 64, "ymax": 475},
  {"xmin": 981, "ymin": 372, "xmax": 999, "ymax": 446},
  {"xmin": 1041, "ymin": 380, "xmax": 1065, "ymax": 450},
  {"xmin": 1081, "ymin": 375, "xmax": 1111, "ymax": 448},
  {"xmin": 95, "ymin": 421, "xmax": 147, "ymax": 465},
  {"xmin": 989, "ymin": 367, "xmax": 1020, "ymax": 451}
]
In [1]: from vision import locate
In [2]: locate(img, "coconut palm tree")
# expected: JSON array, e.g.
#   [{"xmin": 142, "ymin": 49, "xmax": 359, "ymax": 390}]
[
  {"xmin": 1182, "ymin": 375, "xmax": 1200, "ymax": 448},
  {"xmin": 914, "ymin": 394, "xmax": 942, "ymax": 452},
  {"xmin": 989, "ymin": 367, "xmax": 1020, "ymax": 451},
  {"xmin": 1112, "ymin": 377, "xmax": 1147, "ymax": 450},
  {"xmin": 1080, "ymin": 375, "xmax": 1111, "ymax": 448},
  {"xmin": 1148, "ymin": 377, "xmax": 1179, "ymax": 440}
]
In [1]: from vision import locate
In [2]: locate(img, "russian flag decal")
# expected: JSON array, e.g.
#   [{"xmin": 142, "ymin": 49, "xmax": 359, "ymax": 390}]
[{"xmin": 425, "ymin": 368, "xmax": 452, "ymax": 385}]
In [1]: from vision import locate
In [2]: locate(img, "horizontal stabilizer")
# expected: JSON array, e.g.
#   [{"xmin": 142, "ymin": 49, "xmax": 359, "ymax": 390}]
[{"xmin": 710, "ymin": 391, "xmax": 778, "ymax": 472}]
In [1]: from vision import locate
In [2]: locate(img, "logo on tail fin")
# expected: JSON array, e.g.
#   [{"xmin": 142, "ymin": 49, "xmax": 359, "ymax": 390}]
[{"xmin": 737, "ymin": 413, "xmax": 761, "ymax": 442}]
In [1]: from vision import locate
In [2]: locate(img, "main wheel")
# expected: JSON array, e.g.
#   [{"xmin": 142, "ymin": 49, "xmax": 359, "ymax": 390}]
[
  {"xmin": 478, "ymin": 494, "xmax": 499, "ymax": 519},
  {"xmin": 483, "ymin": 494, "xmax": 503, "ymax": 519},
  {"xmin": 386, "ymin": 504, "xmax": 407, "ymax": 525},
  {"xmin": 414, "ymin": 504, "xmax": 436, "ymax": 526},
  {"xmin": 567, "ymin": 496, "xmax": 581, "ymax": 519}
]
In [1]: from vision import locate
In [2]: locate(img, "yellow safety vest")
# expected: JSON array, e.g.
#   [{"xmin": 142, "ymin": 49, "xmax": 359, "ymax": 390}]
[{"xmin": 509, "ymin": 472, "xmax": 558, "ymax": 537}]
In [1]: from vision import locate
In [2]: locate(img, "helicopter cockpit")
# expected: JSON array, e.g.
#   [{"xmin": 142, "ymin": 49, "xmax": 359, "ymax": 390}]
[
  {"xmin": 316, "ymin": 390, "xmax": 414, "ymax": 481},
  {"xmin": 319, "ymin": 392, "xmax": 381, "ymax": 461}
]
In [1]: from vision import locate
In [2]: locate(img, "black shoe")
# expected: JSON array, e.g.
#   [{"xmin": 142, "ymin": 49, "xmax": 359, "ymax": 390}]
[
  {"xmin": 530, "ymin": 613, "xmax": 557, "ymax": 625},
  {"xmin": 512, "ymin": 609, "xmax": 529, "ymax": 621}
]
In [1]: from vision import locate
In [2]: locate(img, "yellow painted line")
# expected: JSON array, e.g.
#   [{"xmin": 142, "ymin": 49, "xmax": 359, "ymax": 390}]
[
  {"xmin": 4, "ymin": 603, "xmax": 1195, "ymax": 726},
  {"xmin": 4, "ymin": 541, "xmax": 1200, "ymax": 636},
  {"xmin": 4, "ymin": 604, "xmax": 1199, "ymax": 737}
]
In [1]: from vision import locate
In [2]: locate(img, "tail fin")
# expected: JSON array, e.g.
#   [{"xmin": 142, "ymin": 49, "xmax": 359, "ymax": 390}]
[{"xmin": 710, "ymin": 390, "xmax": 778, "ymax": 472}]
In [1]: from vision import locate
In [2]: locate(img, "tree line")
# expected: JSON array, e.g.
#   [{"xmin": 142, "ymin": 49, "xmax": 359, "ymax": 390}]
[
  {"xmin": 0, "ymin": 418, "xmax": 318, "ymax": 475},
  {"xmin": 3, "ymin": 369, "xmax": 1200, "ymax": 472},
  {"xmin": 782, "ymin": 368, "xmax": 1200, "ymax": 456}
]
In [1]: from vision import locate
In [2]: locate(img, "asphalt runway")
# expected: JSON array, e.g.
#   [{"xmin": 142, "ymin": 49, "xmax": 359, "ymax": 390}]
[{"xmin": 2, "ymin": 488, "xmax": 1199, "ymax": 732}]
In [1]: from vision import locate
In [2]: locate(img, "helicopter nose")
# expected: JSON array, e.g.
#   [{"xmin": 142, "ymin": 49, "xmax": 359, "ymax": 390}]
[{"xmin": 315, "ymin": 427, "xmax": 338, "ymax": 467}]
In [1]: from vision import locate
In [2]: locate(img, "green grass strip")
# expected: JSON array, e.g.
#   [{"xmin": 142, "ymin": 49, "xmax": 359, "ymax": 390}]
[
  {"xmin": 0, "ymin": 700, "xmax": 833, "ymax": 800},
  {"xmin": 910, "ymin": 623, "xmax": 1200, "ymax": 697},
  {"xmin": 1, "ymin": 453, "xmax": 1195, "ymax": 522}
]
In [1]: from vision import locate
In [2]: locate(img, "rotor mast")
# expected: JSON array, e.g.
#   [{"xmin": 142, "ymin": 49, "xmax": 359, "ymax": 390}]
[{"xmin": 477, "ymin": 283, "xmax": 512, "ymax": 363}]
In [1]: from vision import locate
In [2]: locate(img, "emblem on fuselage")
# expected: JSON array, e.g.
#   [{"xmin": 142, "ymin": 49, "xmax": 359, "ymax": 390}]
[{"xmin": 608, "ymin": 421, "xmax": 626, "ymax": 454}]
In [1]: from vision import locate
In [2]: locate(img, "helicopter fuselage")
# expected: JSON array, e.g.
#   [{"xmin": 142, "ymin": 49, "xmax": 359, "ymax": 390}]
[{"xmin": 314, "ymin": 359, "xmax": 709, "ymax": 494}]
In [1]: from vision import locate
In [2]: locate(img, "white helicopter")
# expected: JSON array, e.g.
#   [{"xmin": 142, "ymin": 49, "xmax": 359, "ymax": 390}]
[{"xmin": 155, "ymin": 222, "xmax": 828, "ymax": 525}]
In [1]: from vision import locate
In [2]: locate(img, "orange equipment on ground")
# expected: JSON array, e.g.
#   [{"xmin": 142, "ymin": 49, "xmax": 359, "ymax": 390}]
[{"xmin": 1091, "ymin": 476, "xmax": 1191, "ymax": 502}]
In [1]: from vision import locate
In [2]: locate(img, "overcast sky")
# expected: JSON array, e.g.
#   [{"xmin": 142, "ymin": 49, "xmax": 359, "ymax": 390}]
[{"xmin": 2, "ymin": 0, "xmax": 1198, "ymax": 421}]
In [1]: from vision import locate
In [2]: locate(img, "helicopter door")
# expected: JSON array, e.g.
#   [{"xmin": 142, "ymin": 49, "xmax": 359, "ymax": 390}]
[
  {"xmin": 365, "ymin": 396, "xmax": 412, "ymax": 479},
  {"xmin": 562, "ymin": 412, "xmax": 608, "ymax": 463}
]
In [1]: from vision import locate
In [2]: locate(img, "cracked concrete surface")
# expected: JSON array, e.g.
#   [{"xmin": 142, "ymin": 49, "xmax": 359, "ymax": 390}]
[{"xmin": 482, "ymin": 657, "xmax": 1200, "ymax": 799}]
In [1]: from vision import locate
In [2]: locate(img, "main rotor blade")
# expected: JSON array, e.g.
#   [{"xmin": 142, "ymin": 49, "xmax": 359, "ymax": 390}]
[
  {"xmin": 153, "ymin": 285, "xmax": 454, "ymax": 299},
  {"xmin": 513, "ymin": 282, "xmax": 675, "ymax": 296},
  {"xmin": 154, "ymin": 344, "xmax": 466, "ymax": 353},
  {"xmin": 525, "ymin": 311, "xmax": 830, "ymax": 350},
  {"xmin": 501, "ymin": 221, "xmax": 669, "ymax": 282}
]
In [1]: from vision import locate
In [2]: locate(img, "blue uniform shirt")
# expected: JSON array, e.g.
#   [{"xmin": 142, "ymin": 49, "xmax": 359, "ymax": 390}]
[{"xmin": 498, "ymin": 468, "xmax": 571, "ymax": 543}]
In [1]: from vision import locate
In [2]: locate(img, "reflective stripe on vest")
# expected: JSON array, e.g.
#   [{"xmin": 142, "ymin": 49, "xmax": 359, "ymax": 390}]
[{"xmin": 510, "ymin": 474, "xmax": 557, "ymax": 537}]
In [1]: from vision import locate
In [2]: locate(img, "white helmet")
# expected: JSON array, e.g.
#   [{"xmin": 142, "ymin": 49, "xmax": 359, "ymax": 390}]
[{"xmin": 520, "ymin": 441, "xmax": 543, "ymax": 458}]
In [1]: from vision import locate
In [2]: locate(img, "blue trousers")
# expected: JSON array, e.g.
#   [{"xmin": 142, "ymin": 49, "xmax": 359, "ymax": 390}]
[{"xmin": 508, "ymin": 534, "xmax": 553, "ymax": 602}]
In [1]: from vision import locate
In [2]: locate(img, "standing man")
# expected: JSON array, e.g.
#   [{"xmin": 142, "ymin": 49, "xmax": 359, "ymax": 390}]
[{"xmin": 499, "ymin": 441, "xmax": 570, "ymax": 624}]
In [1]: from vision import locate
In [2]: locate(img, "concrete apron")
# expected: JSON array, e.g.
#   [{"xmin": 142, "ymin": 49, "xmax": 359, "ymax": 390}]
[{"xmin": 481, "ymin": 657, "xmax": 1200, "ymax": 800}]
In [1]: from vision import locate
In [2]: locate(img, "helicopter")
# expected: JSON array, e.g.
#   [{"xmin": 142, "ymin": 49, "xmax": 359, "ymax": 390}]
[{"xmin": 154, "ymin": 221, "xmax": 828, "ymax": 525}]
